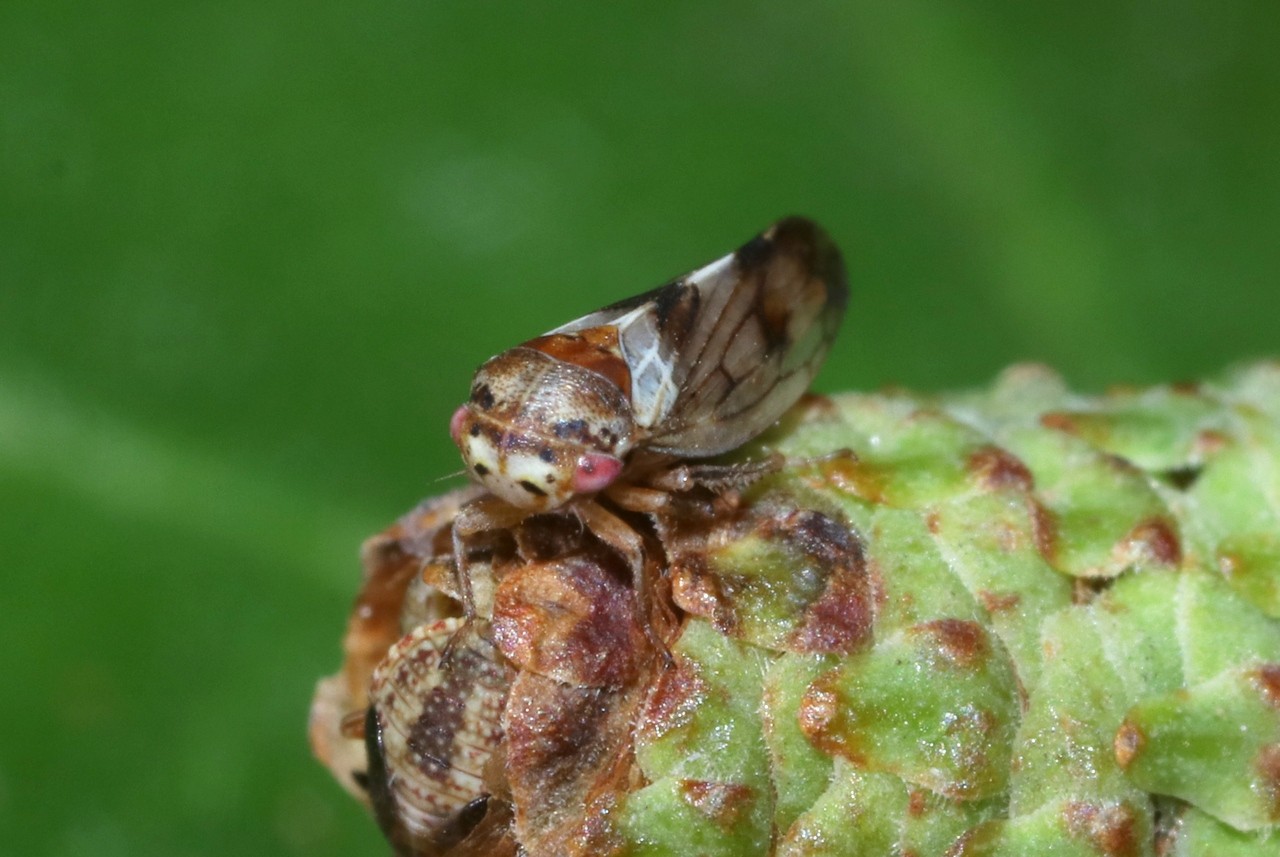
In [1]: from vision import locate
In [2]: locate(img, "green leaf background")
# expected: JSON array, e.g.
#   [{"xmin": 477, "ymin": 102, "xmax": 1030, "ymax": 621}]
[{"xmin": 2, "ymin": 3, "xmax": 1278, "ymax": 854}]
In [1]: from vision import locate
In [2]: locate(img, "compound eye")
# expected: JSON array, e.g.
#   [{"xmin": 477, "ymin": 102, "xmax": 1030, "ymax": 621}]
[
  {"xmin": 449, "ymin": 405, "xmax": 470, "ymax": 445},
  {"xmin": 570, "ymin": 453, "xmax": 624, "ymax": 495}
]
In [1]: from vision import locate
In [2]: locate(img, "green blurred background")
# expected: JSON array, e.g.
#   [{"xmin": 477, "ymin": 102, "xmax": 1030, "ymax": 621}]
[{"xmin": 2, "ymin": 2, "xmax": 1277, "ymax": 854}]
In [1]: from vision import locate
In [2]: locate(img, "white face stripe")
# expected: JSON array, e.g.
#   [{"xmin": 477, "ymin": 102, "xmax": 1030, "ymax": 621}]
[{"xmin": 460, "ymin": 432, "xmax": 567, "ymax": 509}]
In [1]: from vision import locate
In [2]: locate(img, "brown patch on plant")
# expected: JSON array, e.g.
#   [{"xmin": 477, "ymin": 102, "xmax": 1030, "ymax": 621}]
[
  {"xmin": 1251, "ymin": 663, "xmax": 1280, "ymax": 709},
  {"xmin": 769, "ymin": 510, "xmax": 873, "ymax": 655},
  {"xmin": 679, "ymin": 780, "xmax": 756, "ymax": 828},
  {"xmin": 1028, "ymin": 498, "xmax": 1059, "ymax": 566},
  {"xmin": 967, "ymin": 445, "xmax": 1035, "ymax": 492},
  {"xmin": 977, "ymin": 590, "xmax": 1022, "ymax": 614},
  {"xmin": 1061, "ymin": 801, "xmax": 1140, "ymax": 857},
  {"xmin": 911, "ymin": 619, "xmax": 989, "ymax": 669},
  {"xmin": 1113, "ymin": 719, "xmax": 1145, "ymax": 769},
  {"xmin": 1254, "ymin": 743, "xmax": 1280, "ymax": 821},
  {"xmin": 1117, "ymin": 518, "xmax": 1183, "ymax": 568},
  {"xmin": 636, "ymin": 655, "xmax": 708, "ymax": 743}
]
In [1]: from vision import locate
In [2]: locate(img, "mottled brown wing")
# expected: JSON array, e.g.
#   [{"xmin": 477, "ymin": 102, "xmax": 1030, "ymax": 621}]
[
  {"xmin": 549, "ymin": 217, "xmax": 847, "ymax": 455},
  {"xmin": 639, "ymin": 217, "xmax": 848, "ymax": 456}
]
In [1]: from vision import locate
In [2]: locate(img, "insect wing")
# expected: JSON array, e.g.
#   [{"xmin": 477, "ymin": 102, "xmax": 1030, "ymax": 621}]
[{"xmin": 557, "ymin": 217, "xmax": 847, "ymax": 457}]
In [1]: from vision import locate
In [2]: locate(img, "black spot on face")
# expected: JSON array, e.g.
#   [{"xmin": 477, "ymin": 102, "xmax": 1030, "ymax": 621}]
[
  {"xmin": 553, "ymin": 418, "xmax": 588, "ymax": 439},
  {"xmin": 473, "ymin": 463, "xmax": 489, "ymax": 476},
  {"xmin": 539, "ymin": 448, "xmax": 556, "ymax": 463},
  {"xmin": 471, "ymin": 384, "xmax": 495, "ymax": 410},
  {"xmin": 519, "ymin": 480, "xmax": 547, "ymax": 497},
  {"xmin": 469, "ymin": 424, "xmax": 481, "ymax": 437}
]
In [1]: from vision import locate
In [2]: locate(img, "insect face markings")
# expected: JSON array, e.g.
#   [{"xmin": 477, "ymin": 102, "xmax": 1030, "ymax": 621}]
[{"xmin": 450, "ymin": 346, "xmax": 634, "ymax": 510}]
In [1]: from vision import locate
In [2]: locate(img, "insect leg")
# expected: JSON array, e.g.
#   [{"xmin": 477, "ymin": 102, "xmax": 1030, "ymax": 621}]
[
  {"xmin": 452, "ymin": 496, "xmax": 529, "ymax": 618},
  {"xmin": 644, "ymin": 448, "xmax": 857, "ymax": 495},
  {"xmin": 601, "ymin": 482, "xmax": 672, "ymax": 514},
  {"xmin": 642, "ymin": 452, "xmax": 787, "ymax": 494},
  {"xmin": 573, "ymin": 500, "xmax": 646, "ymax": 583},
  {"xmin": 573, "ymin": 500, "xmax": 672, "ymax": 662}
]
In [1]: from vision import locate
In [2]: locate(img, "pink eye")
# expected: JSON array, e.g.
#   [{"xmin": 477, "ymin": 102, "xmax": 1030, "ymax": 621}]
[
  {"xmin": 449, "ymin": 406, "xmax": 470, "ymax": 444},
  {"xmin": 571, "ymin": 453, "xmax": 624, "ymax": 495}
]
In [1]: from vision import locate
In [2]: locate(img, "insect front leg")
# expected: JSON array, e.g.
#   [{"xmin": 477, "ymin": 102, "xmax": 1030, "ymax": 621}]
[
  {"xmin": 572, "ymin": 499, "xmax": 674, "ymax": 661},
  {"xmin": 600, "ymin": 482, "xmax": 672, "ymax": 515},
  {"xmin": 572, "ymin": 500, "xmax": 646, "ymax": 584},
  {"xmin": 452, "ymin": 495, "xmax": 529, "ymax": 618}
]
